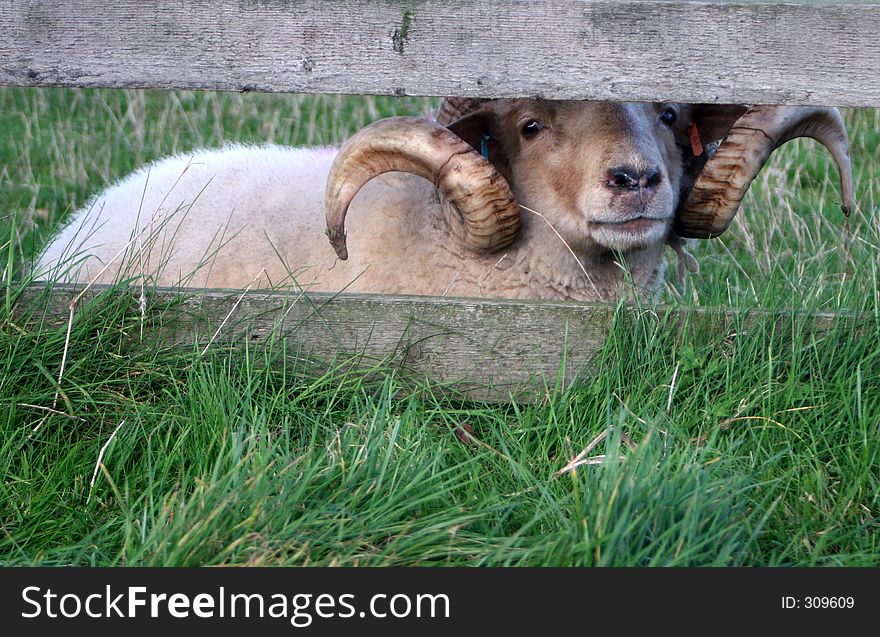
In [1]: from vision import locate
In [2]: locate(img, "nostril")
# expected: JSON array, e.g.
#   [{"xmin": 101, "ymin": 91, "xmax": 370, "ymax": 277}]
[
  {"xmin": 607, "ymin": 166, "xmax": 662, "ymax": 192},
  {"xmin": 607, "ymin": 166, "xmax": 640, "ymax": 191},
  {"xmin": 642, "ymin": 168, "xmax": 662, "ymax": 189}
]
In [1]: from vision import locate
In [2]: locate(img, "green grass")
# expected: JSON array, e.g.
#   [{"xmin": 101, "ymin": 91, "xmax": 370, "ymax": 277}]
[{"xmin": 1, "ymin": 88, "xmax": 878, "ymax": 565}]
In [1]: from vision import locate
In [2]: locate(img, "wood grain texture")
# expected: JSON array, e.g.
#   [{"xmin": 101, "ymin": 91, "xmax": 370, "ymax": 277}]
[
  {"xmin": 14, "ymin": 284, "xmax": 861, "ymax": 401},
  {"xmin": 1, "ymin": 0, "xmax": 879, "ymax": 106}
]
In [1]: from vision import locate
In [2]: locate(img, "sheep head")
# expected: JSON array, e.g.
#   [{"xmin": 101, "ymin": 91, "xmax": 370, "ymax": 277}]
[
  {"xmin": 439, "ymin": 99, "xmax": 717, "ymax": 254},
  {"xmin": 325, "ymin": 98, "xmax": 854, "ymax": 267}
]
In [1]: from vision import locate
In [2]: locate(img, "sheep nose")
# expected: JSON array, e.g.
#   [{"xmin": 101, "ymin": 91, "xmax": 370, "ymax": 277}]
[{"xmin": 606, "ymin": 166, "xmax": 663, "ymax": 191}]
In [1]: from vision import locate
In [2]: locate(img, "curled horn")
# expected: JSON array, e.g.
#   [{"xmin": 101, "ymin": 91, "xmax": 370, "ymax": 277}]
[
  {"xmin": 676, "ymin": 105, "xmax": 854, "ymax": 238},
  {"xmin": 435, "ymin": 97, "xmax": 490, "ymax": 126},
  {"xmin": 325, "ymin": 116, "xmax": 520, "ymax": 259}
]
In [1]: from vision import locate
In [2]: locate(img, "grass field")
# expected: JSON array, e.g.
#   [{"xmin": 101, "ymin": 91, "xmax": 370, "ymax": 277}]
[{"xmin": 1, "ymin": 88, "xmax": 878, "ymax": 566}]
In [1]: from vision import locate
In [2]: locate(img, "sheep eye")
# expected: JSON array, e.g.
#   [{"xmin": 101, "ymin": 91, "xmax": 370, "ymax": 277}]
[
  {"xmin": 521, "ymin": 119, "xmax": 542, "ymax": 138},
  {"xmin": 659, "ymin": 108, "xmax": 677, "ymax": 126}
]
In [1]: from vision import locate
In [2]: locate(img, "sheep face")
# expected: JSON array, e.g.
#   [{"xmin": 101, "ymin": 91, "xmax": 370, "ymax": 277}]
[{"xmin": 448, "ymin": 100, "xmax": 694, "ymax": 255}]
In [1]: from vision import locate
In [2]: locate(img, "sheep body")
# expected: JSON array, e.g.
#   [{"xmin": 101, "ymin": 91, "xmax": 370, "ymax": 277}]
[
  {"xmin": 34, "ymin": 100, "xmax": 854, "ymax": 303},
  {"xmin": 36, "ymin": 141, "xmax": 666, "ymax": 301}
]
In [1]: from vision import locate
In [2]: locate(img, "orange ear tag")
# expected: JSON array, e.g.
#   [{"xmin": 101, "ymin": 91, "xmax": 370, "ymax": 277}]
[{"xmin": 688, "ymin": 122, "xmax": 704, "ymax": 156}]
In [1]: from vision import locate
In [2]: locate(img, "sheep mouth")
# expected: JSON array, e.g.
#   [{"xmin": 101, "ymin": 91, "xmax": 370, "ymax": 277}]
[{"xmin": 593, "ymin": 216, "xmax": 667, "ymax": 234}]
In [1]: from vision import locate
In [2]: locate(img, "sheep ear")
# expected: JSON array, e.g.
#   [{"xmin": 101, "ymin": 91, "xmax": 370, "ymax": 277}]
[
  {"xmin": 446, "ymin": 111, "xmax": 512, "ymax": 179},
  {"xmin": 691, "ymin": 104, "xmax": 749, "ymax": 144}
]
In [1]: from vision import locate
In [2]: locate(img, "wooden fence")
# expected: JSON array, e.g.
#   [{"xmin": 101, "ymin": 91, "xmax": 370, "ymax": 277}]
[
  {"xmin": 3, "ymin": 0, "xmax": 879, "ymax": 399},
  {"xmin": 3, "ymin": 0, "xmax": 880, "ymax": 105}
]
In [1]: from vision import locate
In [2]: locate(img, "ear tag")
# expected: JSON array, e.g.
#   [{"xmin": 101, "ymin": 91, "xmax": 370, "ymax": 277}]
[
  {"xmin": 688, "ymin": 122, "xmax": 704, "ymax": 156},
  {"xmin": 480, "ymin": 134, "xmax": 491, "ymax": 160}
]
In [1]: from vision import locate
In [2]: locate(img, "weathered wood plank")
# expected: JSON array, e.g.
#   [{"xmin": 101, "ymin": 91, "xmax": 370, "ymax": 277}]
[
  {"xmin": 13, "ymin": 284, "xmax": 865, "ymax": 401},
  {"xmin": 1, "ymin": 0, "xmax": 879, "ymax": 106}
]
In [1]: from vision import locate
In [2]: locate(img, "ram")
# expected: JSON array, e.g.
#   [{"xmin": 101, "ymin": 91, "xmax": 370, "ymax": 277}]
[{"xmin": 35, "ymin": 98, "xmax": 854, "ymax": 302}]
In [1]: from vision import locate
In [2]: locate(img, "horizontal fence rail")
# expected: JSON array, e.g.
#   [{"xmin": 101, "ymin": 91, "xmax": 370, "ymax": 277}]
[
  {"xmin": 14, "ymin": 285, "xmax": 867, "ymax": 401},
  {"xmin": 2, "ymin": 0, "xmax": 880, "ymax": 106}
]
